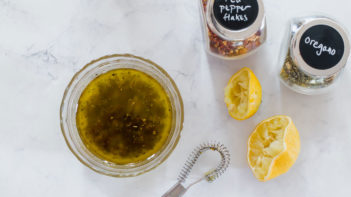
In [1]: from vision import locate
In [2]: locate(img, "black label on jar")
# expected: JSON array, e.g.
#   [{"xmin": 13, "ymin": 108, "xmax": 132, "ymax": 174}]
[
  {"xmin": 299, "ymin": 25, "xmax": 344, "ymax": 70},
  {"xmin": 213, "ymin": 0, "xmax": 259, "ymax": 31}
]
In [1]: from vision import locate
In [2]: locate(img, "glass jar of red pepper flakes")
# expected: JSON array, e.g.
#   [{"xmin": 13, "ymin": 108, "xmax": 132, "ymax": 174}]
[{"xmin": 200, "ymin": 0, "xmax": 266, "ymax": 59}]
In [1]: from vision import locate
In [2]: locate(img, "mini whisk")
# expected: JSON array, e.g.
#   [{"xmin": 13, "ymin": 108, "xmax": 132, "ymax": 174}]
[{"xmin": 162, "ymin": 142, "xmax": 230, "ymax": 197}]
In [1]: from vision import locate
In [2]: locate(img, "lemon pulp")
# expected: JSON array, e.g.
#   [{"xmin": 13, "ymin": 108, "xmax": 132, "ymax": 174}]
[
  {"xmin": 226, "ymin": 70, "xmax": 249, "ymax": 117},
  {"xmin": 248, "ymin": 117, "xmax": 288, "ymax": 179},
  {"xmin": 76, "ymin": 69, "xmax": 172, "ymax": 165}
]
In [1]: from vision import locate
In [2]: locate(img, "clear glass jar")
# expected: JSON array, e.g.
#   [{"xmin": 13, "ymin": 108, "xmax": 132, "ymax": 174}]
[
  {"xmin": 199, "ymin": 0, "xmax": 266, "ymax": 59},
  {"xmin": 60, "ymin": 54, "xmax": 184, "ymax": 177},
  {"xmin": 279, "ymin": 16, "xmax": 350, "ymax": 95}
]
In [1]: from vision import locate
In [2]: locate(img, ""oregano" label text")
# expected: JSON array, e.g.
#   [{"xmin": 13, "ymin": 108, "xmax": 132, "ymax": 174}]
[{"xmin": 304, "ymin": 36, "xmax": 336, "ymax": 56}]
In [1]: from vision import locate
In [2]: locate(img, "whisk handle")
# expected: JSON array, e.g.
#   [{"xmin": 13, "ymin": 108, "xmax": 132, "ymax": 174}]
[{"xmin": 161, "ymin": 182, "xmax": 187, "ymax": 197}]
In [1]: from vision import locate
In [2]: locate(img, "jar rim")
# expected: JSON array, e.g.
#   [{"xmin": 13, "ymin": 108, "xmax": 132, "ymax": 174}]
[
  {"xmin": 290, "ymin": 17, "xmax": 351, "ymax": 77},
  {"xmin": 60, "ymin": 54, "xmax": 184, "ymax": 177}
]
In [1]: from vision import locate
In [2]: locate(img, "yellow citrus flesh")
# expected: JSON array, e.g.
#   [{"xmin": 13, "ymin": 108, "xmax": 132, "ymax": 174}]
[
  {"xmin": 225, "ymin": 67, "xmax": 262, "ymax": 120},
  {"xmin": 248, "ymin": 116, "xmax": 300, "ymax": 181}
]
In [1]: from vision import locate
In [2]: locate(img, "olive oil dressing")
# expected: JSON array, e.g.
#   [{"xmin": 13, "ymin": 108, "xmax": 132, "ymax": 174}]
[{"xmin": 76, "ymin": 69, "xmax": 173, "ymax": 165}]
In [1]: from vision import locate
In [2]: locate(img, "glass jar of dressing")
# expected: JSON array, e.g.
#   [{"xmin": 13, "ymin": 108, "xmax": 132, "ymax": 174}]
[
  {"xmin": 199, "ymin": 0, "xmax": 266, "ymax": 59},
  {"xmin": 279, "ymin": 16, "xmax": 350, "ymax": 95}
]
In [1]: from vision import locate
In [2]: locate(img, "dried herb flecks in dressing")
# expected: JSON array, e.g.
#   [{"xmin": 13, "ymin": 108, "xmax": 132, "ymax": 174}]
[{"xmin": 76, "ymin": 69, "xmax": 172, "ymax": 165}]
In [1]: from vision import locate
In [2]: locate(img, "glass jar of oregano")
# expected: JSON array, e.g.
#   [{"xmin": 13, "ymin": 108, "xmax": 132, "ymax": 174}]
[{"xmin": 279, "ymin": 16, "xmax": 350, "ymax": 95}]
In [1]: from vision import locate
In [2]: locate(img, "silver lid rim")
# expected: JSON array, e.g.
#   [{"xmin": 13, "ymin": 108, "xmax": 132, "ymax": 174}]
[
  {"xmin": 291, "ymin": 17, "xmax": 350, "ymax": 77},
  {"xmin": 206, "ymin": 0, "xmax": 265, "ymax": 41}
]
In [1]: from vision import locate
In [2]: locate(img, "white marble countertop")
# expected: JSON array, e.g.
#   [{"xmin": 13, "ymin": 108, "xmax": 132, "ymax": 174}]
[{"xmin": 1, "ymin": 0, "xmax": 351, "ymax": 196}]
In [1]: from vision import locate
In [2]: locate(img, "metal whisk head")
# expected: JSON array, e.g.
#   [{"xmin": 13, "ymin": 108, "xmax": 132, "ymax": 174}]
[{"xmin": 162, "ymin": 142, "xmax": 230, "ymax": 197}]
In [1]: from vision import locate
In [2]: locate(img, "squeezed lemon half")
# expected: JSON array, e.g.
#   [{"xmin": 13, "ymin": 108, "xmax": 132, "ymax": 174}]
[
  {"xmin": 224, "ymin": 67, "xmax": 262, "ymax": 120},
  {"xmin": 247, "ymin": 115, "xmax": 301, "ymax": 181}
]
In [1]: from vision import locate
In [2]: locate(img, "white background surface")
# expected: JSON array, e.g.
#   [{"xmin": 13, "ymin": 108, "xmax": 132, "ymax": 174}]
[{"xmin": 1, "ymin": 0, "xmax": 351, "ymax": 196}]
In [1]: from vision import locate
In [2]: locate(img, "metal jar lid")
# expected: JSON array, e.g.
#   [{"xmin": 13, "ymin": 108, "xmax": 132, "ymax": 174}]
[
  {"xmin": 290, "ymin": 17, "xmax": 350, "ymax": 77},
  {"xmin": 206, "ymin": 0, "xmax": 265, "ymax": 41}
]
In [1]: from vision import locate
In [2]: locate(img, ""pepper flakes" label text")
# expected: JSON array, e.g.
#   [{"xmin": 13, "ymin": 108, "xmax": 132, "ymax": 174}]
[{"xmin": 219, "ymin": 0, "xmax": 252, "ymax": 22}]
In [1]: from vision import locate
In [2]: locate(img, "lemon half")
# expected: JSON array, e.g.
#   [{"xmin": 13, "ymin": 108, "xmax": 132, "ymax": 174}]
[
  {"xmin": 247, "ymin": 115, "xmax": 301, "ymax": 181},
  {"xmin": 225, "ymin": 67, "xmax": 262, "ymax": 120}
]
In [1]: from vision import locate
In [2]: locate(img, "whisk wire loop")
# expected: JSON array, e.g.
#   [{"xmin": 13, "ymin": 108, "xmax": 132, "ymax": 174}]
[
  {"xmin": 178, "ymin": 141, "xmax": 230, "ymax": 183},
  {"xmin": 162, "ymin": 142, "xmax": 230, "ymax": 197}
]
